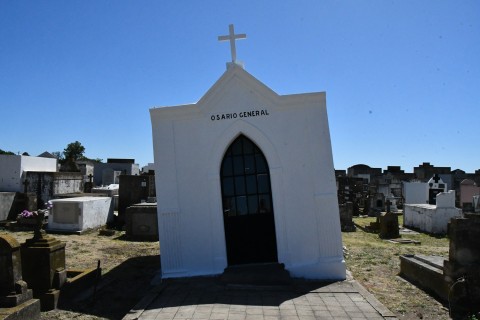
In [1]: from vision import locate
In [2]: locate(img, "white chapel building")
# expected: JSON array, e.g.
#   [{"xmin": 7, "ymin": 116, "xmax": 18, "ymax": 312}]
[{"xmin": 150, "ymin": 26, "xmax": 345, "ymax": 280}]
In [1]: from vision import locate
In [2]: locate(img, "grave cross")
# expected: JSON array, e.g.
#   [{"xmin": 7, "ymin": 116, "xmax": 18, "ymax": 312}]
[
  {"xmin": 433, "ymin": 174, "xmax": 440, "ymax": 183},
  {"xmin": 218, "ymin": 24, "xmax": 246, "ymax": 63},
  {"xmin": 385, "ymin": 199, "xmax": 392, "ymax": 213}
]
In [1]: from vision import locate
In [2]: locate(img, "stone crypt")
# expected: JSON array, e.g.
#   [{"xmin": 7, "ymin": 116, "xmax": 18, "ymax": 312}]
[{"xmin": 150, "ymin": 25, "xmax": 345, "ymax": 280}]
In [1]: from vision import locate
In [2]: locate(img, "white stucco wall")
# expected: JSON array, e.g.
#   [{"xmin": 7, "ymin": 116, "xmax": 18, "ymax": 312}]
[
  {"xmin": 0, "ymin": 155, "xmax": 56, "ymax": 192},
  {"xmin": 151, "ymin": 65, "xmax": 345, "ymax": 280},
  {"xmin": 0, "ymin": 155, "xmax": 22, "ymax": 192},
  {"xmin": 403, "ymin": 181, "xmax": 428, "ymax": 204}
]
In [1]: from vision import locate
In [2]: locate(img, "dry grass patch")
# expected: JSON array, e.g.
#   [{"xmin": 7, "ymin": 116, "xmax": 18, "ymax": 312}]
[{"xmin": 343, "ymin": 216, "xmax": 450, "ymax": 319}]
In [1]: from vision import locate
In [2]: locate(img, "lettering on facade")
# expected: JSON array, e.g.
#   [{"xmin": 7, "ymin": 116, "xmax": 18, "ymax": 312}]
[{"xmin": 210, "ymin": 109, "xmax": 269, "ymax": 121}]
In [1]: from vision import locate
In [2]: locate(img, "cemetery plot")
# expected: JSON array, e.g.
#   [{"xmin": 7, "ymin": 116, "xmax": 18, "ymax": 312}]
[{"xmin": 343, "ymin": 216, "xmax": 451, "ymax": 320}]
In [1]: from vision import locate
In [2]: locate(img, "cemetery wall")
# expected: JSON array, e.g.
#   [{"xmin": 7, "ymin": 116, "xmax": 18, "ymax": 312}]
[
  {"xmin": 0, "ymin": 155, "xmax": 22, "ymax": 192},
  {"xmin": 93, "ymin": 162, "xmax": 140, "ymax": 186},
  {"xmin": 403, "ymin": 182, "xmax": 428, "ymax": 204},
  {"xmin": 26, "ymin": 172, "xmax": 83, "ymax": 206},
  {"xmin": 0, "ymin": 155, "xmax": 56, "ymax": 192}
]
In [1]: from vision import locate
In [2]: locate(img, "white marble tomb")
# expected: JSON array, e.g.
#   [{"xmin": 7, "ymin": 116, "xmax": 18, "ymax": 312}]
[{"xmin": 48, "ymin": 196, "xmax": 113, "ymax": 232}]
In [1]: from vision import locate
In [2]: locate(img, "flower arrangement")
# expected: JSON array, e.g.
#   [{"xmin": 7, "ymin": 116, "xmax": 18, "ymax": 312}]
[
  {"xmin": 17, "ymin": 201, "xmax": 53, "ymax": 220},
  {"xmin": 19, "ymin": 210, "xmax": 37, "ymax": 219}
]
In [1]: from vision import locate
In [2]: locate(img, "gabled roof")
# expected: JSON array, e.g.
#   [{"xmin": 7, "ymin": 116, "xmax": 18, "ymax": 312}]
[{"xmin": 196, "ymin": 64, "xmax": 279, "ymax": 112}]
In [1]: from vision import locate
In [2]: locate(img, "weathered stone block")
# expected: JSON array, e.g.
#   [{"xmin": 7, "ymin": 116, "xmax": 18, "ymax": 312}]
[
  {"xmin": 125, "ymin": 203, "xmax": 159, "ymax": 241},
  {"xmin": 378, "ymin": 212, "xmax": 399, "ymax": 239}
]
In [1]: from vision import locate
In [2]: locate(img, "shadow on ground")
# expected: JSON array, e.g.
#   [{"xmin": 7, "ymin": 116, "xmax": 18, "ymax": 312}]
[
  {"xmin": 57, "ymin": 254, "xmax": 160, "ymax": 320},
  {"xmin": 144, "ymin": 278, "xmax": 344, "ymax": 310}
]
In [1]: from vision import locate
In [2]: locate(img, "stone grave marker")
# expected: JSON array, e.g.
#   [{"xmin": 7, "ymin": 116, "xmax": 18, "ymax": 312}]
[
  {"xmin": 379, "ymin": 200, "xmax": 400, "ymax": 239},
  {"xmin": 20, "ymin": 212, "xmax": 67, "ymax": 310},
  {"xmin": 339, "ymin": 202, "xmax": 356, "ymax": 232},
  {"xmin": 0, "ymin": 234, "xmax": 40, "ymax": 319}
]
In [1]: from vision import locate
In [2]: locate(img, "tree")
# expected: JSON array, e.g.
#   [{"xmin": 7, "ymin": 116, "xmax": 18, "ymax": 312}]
[
  {"xmin": 0, "ymin": 149, "xmax": 15, "ymax": 155},
  {"xmin": 51, "ymin": 151, "xmax": 64, "ymax": 161},
  {"xmin": 63, "ymin": 141, "xmax": 85, "ymax": 162}
]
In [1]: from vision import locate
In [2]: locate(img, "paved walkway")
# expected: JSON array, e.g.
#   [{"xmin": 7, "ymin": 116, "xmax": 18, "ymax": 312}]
[{"xmin": 123, "ymin": 278, "xmax": 397, "ymax": 320}]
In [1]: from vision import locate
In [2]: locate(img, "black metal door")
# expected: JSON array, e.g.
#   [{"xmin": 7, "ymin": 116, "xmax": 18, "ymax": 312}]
[{"xmin": 220, "ymin": 135, "xmax": 278, "ymax": 265}]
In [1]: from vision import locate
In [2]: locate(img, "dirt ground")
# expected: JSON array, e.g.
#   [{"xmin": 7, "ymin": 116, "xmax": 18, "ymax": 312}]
[{"xmin": 0, "ymin": 228, "xmax": 159, "ymax": 320}]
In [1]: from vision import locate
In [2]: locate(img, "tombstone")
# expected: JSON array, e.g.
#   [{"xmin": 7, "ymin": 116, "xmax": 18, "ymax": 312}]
[
  {"xmin": 118, "ymin": 175, "xmax": 156, "ymax": 226},
  {"xmin": 0, "ymin": 235, "xmax": 41, "ymax": 319},
  {"xmin": 125, "ymin": 203, "xmax": 159, "ymax": 241},
  {"xmin": 385, "ymin": 194, "xmax": 399, "ymax": 213},
  {"xmin": 339, "ymin": 202, "xmax": 356, "ymax": 232},
  {"xmin": 443, "ymin": 213, "xmax": 480, "ymax": 313},
  {"xmin": 47, "ymin": 196, "xmax": 114, "ymax": 233},
  {"xmin": 150, "ymin": 25, "xmax": 345, "ymax": 280},
  {"xmin": 20, "ymin": 213, "xmax": 67, "ymax": 310},
  {"xmin": 378, "ymin": 200, "xmax": 400, "ymax": 239},
  {"xmin": 84, "ymin": 173, "xmax": 94, "ymax": 193}
]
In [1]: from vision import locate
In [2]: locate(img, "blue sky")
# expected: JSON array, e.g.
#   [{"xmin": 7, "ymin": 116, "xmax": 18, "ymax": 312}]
[{"xmin": 1, "ymin": 1, "xmax": 479, "ymax": 172}]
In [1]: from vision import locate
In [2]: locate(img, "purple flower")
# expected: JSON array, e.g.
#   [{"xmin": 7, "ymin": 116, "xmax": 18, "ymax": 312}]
[{"xmin": 20, "ymin": 210, "xmax": 34, "ymax": 218}]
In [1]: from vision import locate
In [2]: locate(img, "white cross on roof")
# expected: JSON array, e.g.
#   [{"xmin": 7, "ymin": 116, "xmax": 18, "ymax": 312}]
[{"xmin": 218, "ymin": 24, "xmax": 246, "ymax": 63}]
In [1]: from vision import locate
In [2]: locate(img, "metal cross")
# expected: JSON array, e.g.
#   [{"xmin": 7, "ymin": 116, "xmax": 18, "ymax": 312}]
[{"xmin": 218, "ymin": 24, "xmax": 246, "ymax": 63}]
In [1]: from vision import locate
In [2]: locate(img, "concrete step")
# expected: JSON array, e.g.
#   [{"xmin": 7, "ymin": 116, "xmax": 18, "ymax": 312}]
[{"xmin": 221, "ymin": 263, "xmax": 292, "ymax": 286}]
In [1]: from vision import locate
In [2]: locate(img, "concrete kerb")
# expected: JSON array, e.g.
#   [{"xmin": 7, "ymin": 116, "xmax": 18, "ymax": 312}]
[
  {"xmin": 122, "ymin": 283, "xmax": 168, "ymax": 320},
  {"xmin": 350, "ymin": 280, "xmax": 398, "ymax": 318}
]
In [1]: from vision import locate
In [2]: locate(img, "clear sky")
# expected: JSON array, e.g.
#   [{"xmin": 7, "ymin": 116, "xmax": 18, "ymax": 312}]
[{"xmin": 1, "ymin": 1, "xmax": 479, "ymax": 172}]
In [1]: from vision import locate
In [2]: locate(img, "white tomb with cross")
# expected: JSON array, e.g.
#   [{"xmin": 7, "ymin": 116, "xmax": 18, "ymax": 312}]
[{"xmin": 150, "ymin": 26, "xmax": 345, "ymax": 280}]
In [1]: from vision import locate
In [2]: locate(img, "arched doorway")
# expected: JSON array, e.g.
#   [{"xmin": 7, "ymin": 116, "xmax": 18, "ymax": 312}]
[{"xmin": 220, "ymin": 135, "xmax": 278, "ymax": 265}]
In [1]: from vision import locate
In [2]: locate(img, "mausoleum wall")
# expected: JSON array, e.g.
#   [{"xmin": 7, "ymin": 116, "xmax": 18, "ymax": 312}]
[{"xmin": 151, "ymin": 66, "xmax": 345, "ymax": 280}]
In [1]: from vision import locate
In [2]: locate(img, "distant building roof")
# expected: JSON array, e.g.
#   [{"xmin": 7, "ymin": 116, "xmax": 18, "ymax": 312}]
[
  {"xmin": 37, "ymin": 151, "xmax": 57, "ymax": 159},
  {"xmin": 107, "ymin": 158, "xmax": 135, "ymax": 164}
]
